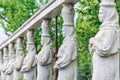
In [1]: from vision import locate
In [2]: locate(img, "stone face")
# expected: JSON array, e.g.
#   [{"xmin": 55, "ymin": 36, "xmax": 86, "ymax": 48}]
[
  {"xmin": 54, "ymin": 3, "xmax": 77, "ymax": 80},
  {"xmin": 21, "ymin": 30, "xmax": 36, "ymax": 80},
  {"xmin": 13, "ymin": 38, "xmax": 24, "ymax": 80},
  {"xmin": 89, "ymin": 0, "xmax": 119, "ymax": 80},
  {"xmin": 5, "ymin": 43, "xmax": 15, "ymax": 80},
  {"xmin": 36, "ymin": 19, "xmax": 52, "ymax": 80},
  {"xmin": 41, "ymin": 19, "xmax": 51, "ymax": 37},
  {"xmin": 62, "ymin": 4, "xmax": 74, "ymax": 26}
]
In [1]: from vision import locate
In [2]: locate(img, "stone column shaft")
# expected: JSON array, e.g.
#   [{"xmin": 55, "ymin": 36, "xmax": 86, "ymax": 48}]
[
  {"xmin": 36, "ymin": 18, "xmax": 52, "ymax": 80},
  {"xmin": 21, "ymin": 30, "xmax": 37, "ymax": 80},
  {"xmin": 54, "ymin": 3, "xmax": 77, "ymax": 80},
  {"xmin": 13, "ymin": 38, "xmax": 24, "ymax": 80}
]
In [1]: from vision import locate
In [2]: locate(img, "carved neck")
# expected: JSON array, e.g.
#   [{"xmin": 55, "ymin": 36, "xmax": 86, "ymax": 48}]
[
  {"xmin": 43, "ymin": 43, "xmax": 52, "ymax": 48},
  {"xmin": 63, "ymin": 37, "xmax": 76, "ymax": 43}
]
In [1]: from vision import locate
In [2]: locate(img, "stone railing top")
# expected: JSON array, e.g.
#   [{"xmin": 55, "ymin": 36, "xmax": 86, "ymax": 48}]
[{"xmin": 0, "ymin": 0, "xmax": 78, "ymax": 50}]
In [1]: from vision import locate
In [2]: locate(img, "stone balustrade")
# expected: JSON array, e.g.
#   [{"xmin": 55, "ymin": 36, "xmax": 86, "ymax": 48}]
[
  {"xmin": 0, "ymin": 0, "xmax": 78, "ymax": 80},
  {"xmin": 0, "ymin": 0, "xmax": 119, "ymax": 80}
]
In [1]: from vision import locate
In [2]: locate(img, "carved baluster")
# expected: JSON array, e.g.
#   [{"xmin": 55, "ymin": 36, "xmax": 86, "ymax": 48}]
[
  {"xmin": 21, "ymin": 30, "xmax": 36, "ymax": 80},
  {"xmin": 1, "ymin": 47, "xmax": 9, "ymax": 80},
  {"xmin": 13, "ymin": 38, "xmax": 24, "ymax": 80},
  {"xmin": 36, "ymin": 18, "xmax": 52, "ymax": 80},
  {"xmin": 0, "ymin": 50, "xmax": 3, "ymax": 79},
  {"xmin": 89, "ymin": 0, "xmax": 119, "ymax": 80},
  {"xmin": 54, "ymin": 3, "xmax": 77, "ymax": 80},
  {"xmin": 5, "ymin": 43, "xmax": 15, "ymax": 80}
]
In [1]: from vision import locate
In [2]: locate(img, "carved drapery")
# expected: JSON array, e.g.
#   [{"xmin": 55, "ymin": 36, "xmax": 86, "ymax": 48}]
[
  {"xmin": 5, "ymin": 43, "xmax": 15, "ymax": 80},
  {"xmin": 89, "ymin": 0, "xmax": 119, "ymax": 80},
  {"xmin": 13, "ymin": 38, "xmax": 24, "ymax": 80},
  {"xmin": 36, "ymin": 18, "xmax": 52, "ymax": 80},
  {"xmin": 21, "ymin": 30, "xmax": 36, "ymax": 80},
  {"xmin": 54, "ymin": 3, "xmax": 77, "ymax": 80},
  {"xmin": 1, "ymin": 47, "xmax": 9, "ymax": 80}
]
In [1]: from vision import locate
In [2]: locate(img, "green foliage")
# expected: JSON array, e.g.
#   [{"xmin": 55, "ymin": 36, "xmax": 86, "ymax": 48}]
[
  {"xmin": 18, "ymin": 77, "xmax": 23, "ymax": 80},
  {"xmin": 76, "ymin": 0, "xmax": 100, "ymax": 79},
  {"xmin": 0, "ymin": 0, "xmax": 39, "ymax": 33}
]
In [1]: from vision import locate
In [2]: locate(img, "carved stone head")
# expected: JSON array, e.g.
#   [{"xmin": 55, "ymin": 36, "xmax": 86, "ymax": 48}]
[
  {"xmin": 0, "ymin": 50, "xmax": 3, "ymax": 63},
  {"xmin": 41, "ymin": 19, "xmax": 51, "ymax": 37},
  {"xmin": 99, "ymin": 0, "xmax": 119, "ymax": 24},
  {"xmin": 8, "ymin": 43, "xmax": 15, "ymax": 59},
  {"xmin": 100, "ymin": 0, "xmax": 116, "ymax": 7},
  {"xmin": 16, "ymin": 38, "xmax": 23, "ymax": 49},
  {"xmin": 26, "ymin": 30, "xmax": 34, "ymax": 42},
  {"xmin": 3, "ymin": 47, "xmax": 8, "ymax": 61},
  {"xmin": 16, "ymin": 38, "xmax": 24, "ymax": 56}
]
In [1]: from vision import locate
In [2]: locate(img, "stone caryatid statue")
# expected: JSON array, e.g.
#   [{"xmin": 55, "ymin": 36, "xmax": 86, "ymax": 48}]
[
  {"xmin": 54, "ymin": 4, "xmax": 78, "ymax": 80},
  {"xmin": 13, "ymin": 38, "xmax": 24, "ymax": 80},
  {"xmin": 36, "ymin": 19, "xmax": 52, "ymax": 80},
  {"xmin": 89, "ymin": 0, "xmax": 119, "ymax": 80},
  {"xmin": 0, "ymin": 50, "xmax": 3, "ymax": 77},
  {"xmin": 5, "ymin": 43, "xmax": 15, "ymax": 80},
  {"xmin": 1, "ymin": 47, "xmax": 9, "ymax": 80},
  {"xmin": 21, "ymin": 30, "xmax": 36, "ymax": 80}
]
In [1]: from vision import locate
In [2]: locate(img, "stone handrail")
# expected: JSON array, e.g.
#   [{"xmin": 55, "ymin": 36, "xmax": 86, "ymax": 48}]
[
  {"xmin": 0, "ymin": 0, "xmax": 78, "ymax": 49},
  {"xmin": 0, "ymin": 0, "xmax": 78, "ymax": 80}
]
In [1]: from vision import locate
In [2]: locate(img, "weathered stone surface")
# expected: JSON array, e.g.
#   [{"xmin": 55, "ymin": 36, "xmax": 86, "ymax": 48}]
[
  {"xmin": 1, "ymin": 47, "xmax": 9, "ymax": 80},
  {"xmin": 36, "ymin": 19, "xmax": 52, "ymax": 80},
  {"xmin": 21, "ymin": 30, "xmax": 36, "ymax": 80},
  {"xmin": 0, "ymin": 50, "xmax": 3, "ymax": 78},
  {"xmin": 54, "ymin": 3, "xmax": 77, "ymax": 80},
  {"xmin": 13, "ymin": 38, "xmax": 24, "ymax": 80},
  {"xmin": 5, "ymin": 43, "xmax": 15, "ymax": 80},
  {"xmin": 89, "ymin": 0, "xmax": 119, "ymax": 80}
]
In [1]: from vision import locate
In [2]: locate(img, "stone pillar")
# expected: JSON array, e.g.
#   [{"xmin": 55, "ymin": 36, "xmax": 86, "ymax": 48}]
[
  {"xmin": 21, "ymin": 30, "xmax": 36, "ymax": 80},
  {"xmin": 13, "ymin": 38, "xmax": 24, "ymax": 80},
  {"xmin": 1, "ymin": 47, "xmax": 9, "ymax": 80},
  {"xmin": 36, "ymin": 18, "xmax": 52, "ymax": 80},
  {"xmin": 0, "ymin": 50, "xmax": 3, "ymax": 78},
  {"xmin": 89, "ymin": 0, "xmax": 119, "ymax": 80},
  {"xmin": 5, "ymin": 43, "xmax": 15, "ymax": 80},
  {"xmin": 54, "ymin": 3, "xmax": 77, "ymax": 80}
]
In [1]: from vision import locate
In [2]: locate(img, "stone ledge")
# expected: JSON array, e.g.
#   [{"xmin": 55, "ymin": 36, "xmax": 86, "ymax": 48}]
[{"xmin": 0, "ymin": 0, "xmax": 78, "ymax": 49}]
